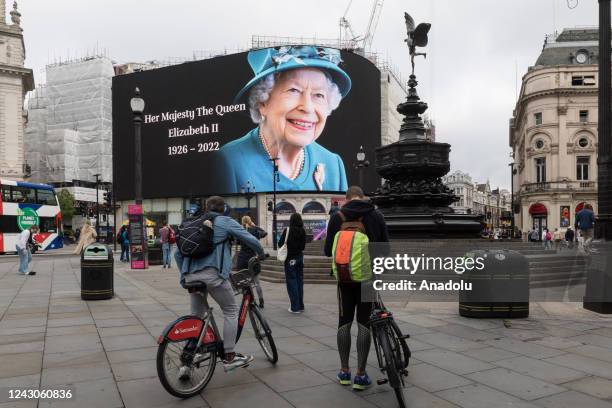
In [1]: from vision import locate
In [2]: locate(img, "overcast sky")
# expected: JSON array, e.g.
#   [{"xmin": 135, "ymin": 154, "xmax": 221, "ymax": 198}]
[{"xmin": 12, "ymin": 0, "xmax": 599, "ymax": 190}]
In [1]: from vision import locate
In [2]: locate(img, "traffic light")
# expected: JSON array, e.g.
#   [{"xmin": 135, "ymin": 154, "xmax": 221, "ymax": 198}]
[
  {"xmin": 104, "ymin": 191, "xmax": 112, "ymax": 207},
  {"xmin": 267, "ymin": 201, "xmax": 273, "ymax": 212},
  {"xmin": 79, "ymin": 202, "xmax": 87, "ymax": 216}
]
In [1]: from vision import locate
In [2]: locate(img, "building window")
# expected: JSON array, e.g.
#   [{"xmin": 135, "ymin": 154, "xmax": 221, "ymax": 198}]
[
  {"xmin": 535, "ymin": 157, "xmax": 546, "ymax": 183},
  {"xmin": 577, "ymin": 156, "xmax": 590, "ymax": 180},
  {"xmin": 578, "ymin": 137, "xmax": 589, "ymax": 147},
  {"xmin": 534, "ymin": 112, "xmax": 542, "ymax": 125},
  {"xmin": 579, "ymin": 110, "xmax": 588, "ymax": 123},
  {"xmin": 572, "ymin": 75, "xmax": 596, "ymax": 86}
]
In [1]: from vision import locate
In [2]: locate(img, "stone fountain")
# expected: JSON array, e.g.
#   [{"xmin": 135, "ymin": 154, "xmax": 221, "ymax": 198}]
[{"xmin": 370, "ymin": 13, "xmax": 483, "ymax": 238}]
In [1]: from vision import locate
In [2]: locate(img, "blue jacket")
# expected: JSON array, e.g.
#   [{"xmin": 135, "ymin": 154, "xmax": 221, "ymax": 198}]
[
  {"xmin": 575, "ymin": 208, "xmax": 595, "ymax": 230},
  {"xmin": 219, "ymin": 127, "xmax": 348, "ymax": 193},
  {"xmin": 174, "ymin": 212, "xmax": 265, "ymax": 284}
]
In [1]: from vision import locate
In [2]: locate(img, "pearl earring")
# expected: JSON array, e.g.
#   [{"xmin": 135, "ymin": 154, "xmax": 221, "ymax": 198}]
[{"xmin": 261, "ymin": 115, "xmax": 266, "ymax": 123}]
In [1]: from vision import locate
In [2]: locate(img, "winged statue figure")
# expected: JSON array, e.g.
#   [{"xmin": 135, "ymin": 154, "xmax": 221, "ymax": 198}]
[{"xmin": 404, "ymin": 12, "xmax": 431, "ymax": 75}]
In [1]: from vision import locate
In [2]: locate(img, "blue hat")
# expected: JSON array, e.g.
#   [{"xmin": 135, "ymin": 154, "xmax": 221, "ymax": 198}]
[{"xmin": 235, "ymin": 46, "xmax": 352, "ymax": 103}]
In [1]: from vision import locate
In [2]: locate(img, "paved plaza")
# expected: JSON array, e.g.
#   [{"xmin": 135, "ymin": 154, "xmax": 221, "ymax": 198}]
[{"xmin": 1, "ymin": 251, "xmax": 612, "ymax": 408}]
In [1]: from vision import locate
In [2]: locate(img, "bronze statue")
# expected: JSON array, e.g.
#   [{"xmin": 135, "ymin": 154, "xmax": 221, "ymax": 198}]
[{"xmin": 404, "ymin": 13, "xmax": 431, "ymax": 76}]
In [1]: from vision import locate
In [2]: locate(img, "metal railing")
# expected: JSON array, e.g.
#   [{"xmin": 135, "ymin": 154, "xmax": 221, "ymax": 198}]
[{"xmin": 520, "ymin": 180, "xmax": 596, "ymax": 193}]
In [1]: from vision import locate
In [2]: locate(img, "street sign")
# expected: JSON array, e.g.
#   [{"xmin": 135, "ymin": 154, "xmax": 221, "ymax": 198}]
[{"xmin": 17, "ymin": 207, "xmax": 39, "ymax": 231}]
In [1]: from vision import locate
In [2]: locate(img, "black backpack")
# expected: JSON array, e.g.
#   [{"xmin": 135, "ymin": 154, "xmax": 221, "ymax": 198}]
[{"xmin": 176, "ymin": 212, "xmax": 221, "ymax": 258}]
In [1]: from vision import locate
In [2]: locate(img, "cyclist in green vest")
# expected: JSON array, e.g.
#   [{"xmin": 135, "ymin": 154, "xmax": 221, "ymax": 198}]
[{"xmin": 324, "ymin": 186, "xmax": 389, "ymax": 390}]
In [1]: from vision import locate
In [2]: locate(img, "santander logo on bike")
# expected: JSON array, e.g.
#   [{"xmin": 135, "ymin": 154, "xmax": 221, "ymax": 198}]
[
  {"xmin": 167, "ymin": 319, "xmax": 203, "ymax": 341},
  {"xmin": 174, "ymin": 325, "xmax": 198, "ymax": 335}
]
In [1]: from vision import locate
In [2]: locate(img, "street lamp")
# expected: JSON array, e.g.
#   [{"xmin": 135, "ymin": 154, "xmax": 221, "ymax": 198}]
[
  {"xmin": 354, "ymin": 145, "xmax": 370, "ymax": 187},
  {"xmin": 509, "ymin": 162, "xmax": 517, "ymax": 238},
  {"xmin": 130, "ymin": 88, "xmax": 145, "ymax": 205},
  {"xmin": 240, "ymin": 181, "xmax": 256, "ymax": 214},
  {"xmin": 270, "ymin": 157, "xmax": 279, "ymax": 250},
  {"xmin": 130, "ymin": 88, "xmax": 147, "ymax": 269},
  {"xmin": 93, "ymin": 173, "xmax": 101, "ymax": 239}
]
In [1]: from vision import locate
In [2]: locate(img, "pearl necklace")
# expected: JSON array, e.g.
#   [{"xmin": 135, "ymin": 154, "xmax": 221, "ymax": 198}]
[{"xmin": 259, "ymin": 130, "xmax": 304, "ymax": 180}]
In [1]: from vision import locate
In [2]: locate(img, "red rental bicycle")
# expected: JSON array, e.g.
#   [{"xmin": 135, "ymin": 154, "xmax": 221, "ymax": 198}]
[{"xmin": 156, "ymin": 256, "xmax": 278, "ymax": 398}]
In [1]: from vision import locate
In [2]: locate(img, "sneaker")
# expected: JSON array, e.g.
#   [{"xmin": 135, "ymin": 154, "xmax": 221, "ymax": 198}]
[
  {"xmin": 258, "ymin": 299, "xmax": 264, "ymax": 309},
  {"xmin": 27, "ymin": 271, "xmax": 36, "ymax": 276},
  {"xmin": 223, "ymin": 353, "xmax": 254, "ymax": 372},
  {"xmin": 337, "ymin": 370, "xmax": 351, "ymax": 386},
  {"xmin": 353, "ymin": 373, "xmax": 372, "ymax": 390},
  {"xmin": 288, "ymin": 308, "xmax": 301, "ymax": 314}
]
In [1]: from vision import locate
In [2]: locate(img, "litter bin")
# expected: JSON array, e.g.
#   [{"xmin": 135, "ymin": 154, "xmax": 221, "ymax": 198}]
[
  {"xmin": 459, "ymin": 249, "xmax": 529, "ymax": 318},
  {"xmin": 81, "ymin": 244, "xmax": 113, "ymax": 300},
  {"xmin": 147, "ymin": 239, "xmax": 163, "ymax": 265}
]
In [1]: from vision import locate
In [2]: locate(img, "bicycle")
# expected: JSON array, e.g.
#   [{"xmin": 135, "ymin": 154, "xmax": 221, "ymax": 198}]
[
  {"xmin": 368, "ymin": 293, "xmax": 411, "ymax": 408},
  {"xmin": 156, "ymin": 255, "xmax": 278, "ymax": 398}
]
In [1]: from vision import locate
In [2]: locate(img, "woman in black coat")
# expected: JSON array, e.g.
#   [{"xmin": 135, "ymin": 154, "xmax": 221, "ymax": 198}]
[{"xmin": 278, "ymin": 213, "xmax": 306, "ymax": 313}]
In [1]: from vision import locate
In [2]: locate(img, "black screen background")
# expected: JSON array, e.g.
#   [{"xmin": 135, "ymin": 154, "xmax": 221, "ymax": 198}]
[{"xmin": 112, "ymin": 50, "xmax": 381, "ymax": 200}]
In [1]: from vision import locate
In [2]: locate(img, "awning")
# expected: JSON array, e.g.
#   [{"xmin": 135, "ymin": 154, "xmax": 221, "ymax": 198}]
[
  {"xmin": 575, "ymin": 202, "xmax": 585, "ymax": 213},
  {"xmin": 529, "ymin": 203, "xmax": 548, "ymax": 216},
  {"xmin": 123, "ymin": 218, "xmax": 156, "ymax": 227}
]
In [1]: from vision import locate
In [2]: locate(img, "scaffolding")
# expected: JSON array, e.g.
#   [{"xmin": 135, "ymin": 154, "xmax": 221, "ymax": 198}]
[{"xmin": 25, "ymin": 56, "xmax": 114, "ymax": 184}]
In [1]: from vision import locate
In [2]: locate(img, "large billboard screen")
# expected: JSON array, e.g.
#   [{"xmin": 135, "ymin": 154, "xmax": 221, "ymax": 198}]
[{"xmin": 112, "ymin": 46, "xmax": 381, "ymax": 200}]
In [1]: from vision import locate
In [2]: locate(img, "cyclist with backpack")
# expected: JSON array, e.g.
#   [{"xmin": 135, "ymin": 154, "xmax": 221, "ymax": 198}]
[
  {"xmin": 175, "ymin": 196, "xmax": 265, "ymax": 372},
  {"xmin": 324, "ymin": 186, "xmax": 389, "ymax": 391}
]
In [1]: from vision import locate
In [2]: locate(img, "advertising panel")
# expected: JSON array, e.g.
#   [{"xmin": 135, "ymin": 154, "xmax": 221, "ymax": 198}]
[
  {"xmin": 112, "ymin": 46, "xmax": 381, "ymax": 199},
  {"xmin": 560, "ymin": 205, "xmax": 570, "ymax": 228}
]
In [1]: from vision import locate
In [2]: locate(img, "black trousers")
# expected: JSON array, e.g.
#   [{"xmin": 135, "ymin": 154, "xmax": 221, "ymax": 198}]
[{"xmin": 337, "ymin": 283, "xmax": 373, "ymax": 327}]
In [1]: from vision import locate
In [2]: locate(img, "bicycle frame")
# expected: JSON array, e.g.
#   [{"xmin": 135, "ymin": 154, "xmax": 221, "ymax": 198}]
[{"xmin": 158, "ymin": 278, "xmax": 260, "ymax": 358}]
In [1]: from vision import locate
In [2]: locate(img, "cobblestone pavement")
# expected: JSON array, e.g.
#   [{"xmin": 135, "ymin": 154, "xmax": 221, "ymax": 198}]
[{"xmin": 1, "ymin": 255, "xmax": 612, "ymax": 408}]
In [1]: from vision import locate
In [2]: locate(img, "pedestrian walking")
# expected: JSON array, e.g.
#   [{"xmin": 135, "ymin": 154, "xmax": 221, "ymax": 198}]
[
  {"xmin": 329, "ymin": 201, "xmax": 340, "ymax": 217},
  {"xmin": 73, "ymin": 220, "xmax": 97, "ymax": 254},
  {"xmin": 324, "ymin": 186, "xmax": 389, "ymax": 391},
  {"xmin": 553, "ymin": 228, "xmax": 563, "ymax": 252},
  {"xmin": 543, "ymin": 228, "xmax": 553, "ymax": 250},
  {"xmin": 236, "ymin": 216, "xmax": 267, "ymax": 308},
  {"xmin": 529, "ymin": 229, "xmax": 539, "ymax": 243},
  {"xmin": 278, "ymin": 213, "xmax": 306, "ymax": 314},
  {"xmin": 121, "ymin": 227, "xmax": 130, "ymax": 262},
  {"xmin": 159, "ymin": 222, "xmax": 175, "ymax": 268},
  {"xmin": 565, "ymin": 227, "xmax": 575, "ymax": 249},
  {"xmin": 575, "ymin": 204, "xmax": 596, "ymax": 254},
  {"xmin": 175, "ymin": 196, "xmax": 265, "ymax": 372},
  {"xmin": 16, "ymin": 225, "xmax": 38, "ymax": 275}
]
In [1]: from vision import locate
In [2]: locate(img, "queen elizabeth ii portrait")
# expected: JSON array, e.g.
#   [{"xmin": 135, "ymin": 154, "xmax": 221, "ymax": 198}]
[{"xmin": 218, "ymin": 46, "xmax": 351, "ymax": 193}]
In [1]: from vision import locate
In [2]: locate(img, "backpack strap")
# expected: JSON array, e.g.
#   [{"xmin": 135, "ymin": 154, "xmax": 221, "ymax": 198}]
[{"xmin": 338, "ymin": 211, "xmax": 366, "ymax": 234}]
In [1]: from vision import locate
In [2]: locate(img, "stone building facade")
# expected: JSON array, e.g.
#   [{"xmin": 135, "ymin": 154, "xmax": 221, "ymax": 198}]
[
  {"xmin": 0, "ymin": 1, "xmax": 33, "ymax": 180},
  {"xmin": 443, "ymin": 170, "xmax": 511, "ymax": 230},
  {"xmin": 510, "ymin": 28, "xmax": 599, "ymax": 237}
]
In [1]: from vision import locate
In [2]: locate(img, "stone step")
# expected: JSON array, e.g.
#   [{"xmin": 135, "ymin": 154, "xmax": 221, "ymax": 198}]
[
  {"xmin": 264, "ymin": 265, "xmax": 331, "ymax": 274},
  {"xmin": 530, "ymin": 277, "xmax": 586, "ymax": 288},
  {"xmin": 529, "ymin": 265, "xmax": 587, "ymax": 274},
  {"xmin": 529, "ymin": 259, "xmax": 587, "ymax": 268},
  {"xmin": 261, "ymin": 270, "xmax": 334, "ymax": 280}
]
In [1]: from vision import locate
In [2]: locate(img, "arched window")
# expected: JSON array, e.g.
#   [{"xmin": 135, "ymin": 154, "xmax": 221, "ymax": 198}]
[
  {"xmin": 275, "ymin": 201, "xmax": 296, "ymax": 214},
  {"xmin": 302, "ymin": 201, "xmax": 326, "ymax": 214}
]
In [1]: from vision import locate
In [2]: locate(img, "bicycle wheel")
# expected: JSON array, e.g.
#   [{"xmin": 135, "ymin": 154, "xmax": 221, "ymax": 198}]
[
  {"xmin": 378, "ymin": 327, "xmax": 406, "ymax": 408},
  {"xmin": 156, "ymin": 338, "xmax": 217, "ymax": 398},
  {"xmin": 249, "ymin": 306, "xmax": 278, "ymax": 364}
]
